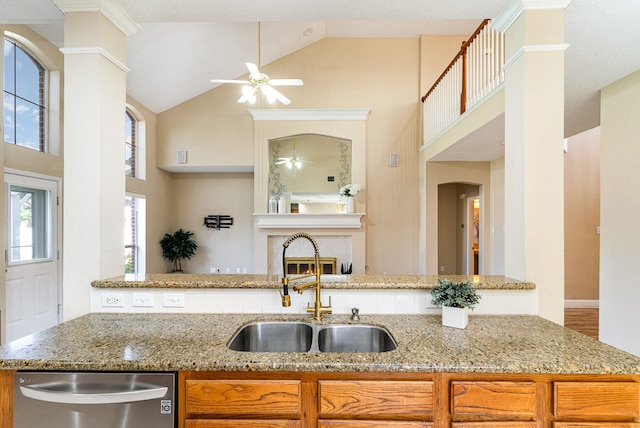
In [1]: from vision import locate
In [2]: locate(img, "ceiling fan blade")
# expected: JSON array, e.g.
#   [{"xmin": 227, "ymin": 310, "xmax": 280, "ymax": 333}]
[
  {"xmin": 269, "ymin": 78, "xmax": 303, "ymax": 87},
  {"xmin": 211, "ymin": 79, "xmax": 250, "ymax": 84},
  {"xmin": 245, "ymin": 62, "xmax": 262, "ymax": 79},
  {"xmin": 262, "ymin": 85, "xmax": 291, "ymax": 105}
]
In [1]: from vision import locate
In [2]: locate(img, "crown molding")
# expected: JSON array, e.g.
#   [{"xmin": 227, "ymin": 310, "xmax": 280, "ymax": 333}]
[
  {"xmin": 492, "ymin": 0, "xmax": 573, "ymax": 32},
  {"xmin": 52, "ymin": 0, "xmax": 141, "ymax": 36},
  {"xmin": 59, "ymin": 46, "xmax": 129, "ymax": 72}
]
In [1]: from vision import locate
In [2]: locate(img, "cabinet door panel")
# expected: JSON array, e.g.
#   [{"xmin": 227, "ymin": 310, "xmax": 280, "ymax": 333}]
[
  {"xmin": 319, "ymin": 380, "xmax": 433, "ymax": 419},
  {"xmin": 185, "ymin": 380, "xmax": 301, "ymax": 417},
  {"xmin": 186, "ymin": 420, "xmax": 300, "ymax": 428},
  {"xmin": 554, "ymin": 382, "xmax": 639, "ymax": 419},
  {"xmin": 319, "ymin": 421, "xmax": 432, "ymax": 427},
  {"xmin": 553, "ymin": 424, "xmax": 640, "ymax": 428},
  {"xmin": 451, "ymin": 381, "xmax": 536, "ymax": 421}
]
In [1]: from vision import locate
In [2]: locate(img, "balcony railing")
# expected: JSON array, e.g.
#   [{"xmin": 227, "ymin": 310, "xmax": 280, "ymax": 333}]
[{"xmin": 422, "ymin": 19, "xmax": 505, "ymax": 143}]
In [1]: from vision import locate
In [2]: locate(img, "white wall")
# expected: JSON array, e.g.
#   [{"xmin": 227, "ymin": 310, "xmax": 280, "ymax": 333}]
[{"xmin": 600, "ymin": 70, "xmax": 640, "ymax": 356}]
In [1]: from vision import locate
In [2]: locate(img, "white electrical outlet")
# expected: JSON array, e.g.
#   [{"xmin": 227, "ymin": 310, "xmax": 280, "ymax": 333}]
[
  {"xmin": 102, "ymin": 293, "xmax": 124, "ymax": 307},
  {"xmin": 132, "ymin": 292, "xmax": 154, "ymax": 307},
  {"xmin": 163, "ymin": 293, "xmax": 185, "ymax": 308}
]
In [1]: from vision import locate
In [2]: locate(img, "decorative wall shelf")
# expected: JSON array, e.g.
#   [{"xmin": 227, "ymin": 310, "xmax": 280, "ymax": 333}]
[{"xmin": 254, "ymin": 213, "xmax": 364, "ymax": 229}]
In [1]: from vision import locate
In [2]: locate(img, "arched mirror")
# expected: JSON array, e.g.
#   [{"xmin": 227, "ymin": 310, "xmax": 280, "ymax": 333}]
[{"xmin": 268, "ymin": 134, "xmax": 351, "ymax": 212}]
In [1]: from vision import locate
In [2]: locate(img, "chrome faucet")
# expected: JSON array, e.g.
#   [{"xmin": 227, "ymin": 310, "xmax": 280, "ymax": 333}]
[{"xmin": 280, "ymin": 232, "xmax": 332, "ymax": 321}]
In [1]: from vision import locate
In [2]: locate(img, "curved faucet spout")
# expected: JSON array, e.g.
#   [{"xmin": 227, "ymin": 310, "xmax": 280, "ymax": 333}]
[{"xmin": 281, "ymin": 232, "xmax": 331, "ymax": 320}]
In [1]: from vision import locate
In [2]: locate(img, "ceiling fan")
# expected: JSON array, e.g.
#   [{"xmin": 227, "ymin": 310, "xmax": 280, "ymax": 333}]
[
  {"xmin": 274, "ymin": 155, "xmax": 311, "ymax": 169},
  {"xmin": 211, "ymin": 22, "xmax": 303, "ymax": 105}
]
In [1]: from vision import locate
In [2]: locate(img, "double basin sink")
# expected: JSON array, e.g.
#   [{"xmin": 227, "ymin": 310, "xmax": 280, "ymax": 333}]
[{"xmin": 228, "ymin": 321, "xmax": 397, "ymax": 353}]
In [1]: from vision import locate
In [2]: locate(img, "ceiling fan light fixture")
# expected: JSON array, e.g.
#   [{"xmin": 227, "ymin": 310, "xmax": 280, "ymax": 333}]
[
  {"xmin": 238, "ymin": 85, "xmax": 257, "ymax": 104},
  {"xmin": 211, "ymin": 23, "xmax": 302, "ymax": 106}
]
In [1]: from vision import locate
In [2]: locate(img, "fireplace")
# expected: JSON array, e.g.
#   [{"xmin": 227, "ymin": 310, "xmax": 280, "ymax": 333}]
[{"xmin": 285, "ymin": 257, "xmax": 337, "ymax": 275}]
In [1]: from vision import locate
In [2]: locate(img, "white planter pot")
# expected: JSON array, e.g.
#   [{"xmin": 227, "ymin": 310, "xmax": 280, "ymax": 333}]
[{"xmin": 442, "ymin": 306, "xmax": 469, "ymax": 329}]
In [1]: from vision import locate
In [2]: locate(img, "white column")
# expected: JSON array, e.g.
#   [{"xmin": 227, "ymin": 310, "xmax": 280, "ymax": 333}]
[
  {"xmin": 58, "ymin": 5, "xmax": 139, "ymax": 320},
  {"xmin": 499, "ymin": 5, "xmax": 568, "ymax": 324}
]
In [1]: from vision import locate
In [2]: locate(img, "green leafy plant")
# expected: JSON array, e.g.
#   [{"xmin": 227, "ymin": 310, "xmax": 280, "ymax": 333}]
[
  {"xmin": 430, "ymin": 278, "xmax": 481, "ymax": 309},
  {"xmin": 159, "ymin": 229, "xmax": 198, "ymax": 272}
]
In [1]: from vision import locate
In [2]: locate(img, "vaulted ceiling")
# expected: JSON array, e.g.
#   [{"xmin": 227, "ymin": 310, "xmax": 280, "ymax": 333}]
[{"xmin": 2, "ymin": 0, "xmax": 640, "ymax": 138}]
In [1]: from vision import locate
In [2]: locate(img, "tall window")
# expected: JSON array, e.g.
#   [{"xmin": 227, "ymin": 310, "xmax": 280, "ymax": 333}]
[
  {"xmin": 125, "ymin": 195, "xmax": 146, "ymax": 275},
  {"xmin": 3, "ymin": 37, "xmax": 47, "ymax": 151},
  {"xmin": 125, "ymin": 109, "xmax": 137, "ymax": 177}
]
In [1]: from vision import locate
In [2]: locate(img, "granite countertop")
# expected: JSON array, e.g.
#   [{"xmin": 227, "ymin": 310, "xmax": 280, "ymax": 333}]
[
  {"xmin": 91, "ymin": 274, "xmax": 536, "ymax": 290},
  {"xmin": 1, "ymin": 313, "xmax": 639, "ymax": 375}
]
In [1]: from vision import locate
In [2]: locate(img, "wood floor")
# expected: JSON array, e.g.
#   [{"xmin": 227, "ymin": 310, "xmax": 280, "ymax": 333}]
[{"xmin": 564, "ymin": 308, "xmax": 599, "ymax": 340}]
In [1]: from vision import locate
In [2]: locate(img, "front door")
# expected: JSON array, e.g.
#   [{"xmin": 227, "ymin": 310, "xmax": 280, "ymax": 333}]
[{"xmin": 4, "ymin": 173, "xmax": 60, "ymax": 343}]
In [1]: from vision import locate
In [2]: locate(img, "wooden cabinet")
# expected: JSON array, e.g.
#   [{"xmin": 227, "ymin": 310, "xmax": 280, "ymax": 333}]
[
  {"xmin": 182, "ymin": 376, "xmax": 304, "ymax": 427},
  {"xmin": 179, "ymin": 373, "xmax": 640, "ymax": 428},
  {"xmin": 318, "ymin": 380, "xmax": 433, "ymax": 426},
  {"xmin": 553, "ymin": 382, "xmax": 640, "ymax": 426},
  {"xmin": 451, "ymin": 381, "xmax": 536, "ymax": 422}
]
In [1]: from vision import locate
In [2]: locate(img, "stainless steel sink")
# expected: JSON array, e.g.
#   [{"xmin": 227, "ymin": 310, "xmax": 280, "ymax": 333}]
[
  {"xmin": 228, "ymin": 321, "xmax": 397, "ymax": 353},
  {"xmin": 227, "ymin": 322, "xmax": 313, "ymax": 352},
  {"xmin": 318, "ymin": 325, "xmax": 397, "ymax": 353}
]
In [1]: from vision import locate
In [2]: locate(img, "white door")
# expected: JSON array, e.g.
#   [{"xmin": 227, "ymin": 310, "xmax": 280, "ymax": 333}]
[{"xmin": 5, "ymin": 173, "xmax": 60, "ymax": 343}]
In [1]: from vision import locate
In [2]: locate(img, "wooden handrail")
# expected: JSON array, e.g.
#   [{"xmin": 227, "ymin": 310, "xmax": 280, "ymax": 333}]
[{"xmin": 421, "ymin": 19, "xmax": 491, "ymax": 103}]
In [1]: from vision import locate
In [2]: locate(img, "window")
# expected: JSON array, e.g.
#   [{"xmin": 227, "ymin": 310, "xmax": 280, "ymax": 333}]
[
  {"xmin": 125, "ymin": 109, "xmax": 136, "ymax": 177},
  {"xmin": 124, "ymin": 195, "xmax": 146, "ymax": 275},
  {"xmin": 8, "ymin": 185, "xmax": 51, "ymax": 263},
  {"xmin": 3, "ymin": 37, "xmax": 47, "ymax": 151},
  {"xmin": 125, "ymin": 105, "xmax": 146, "ymax": 179}
]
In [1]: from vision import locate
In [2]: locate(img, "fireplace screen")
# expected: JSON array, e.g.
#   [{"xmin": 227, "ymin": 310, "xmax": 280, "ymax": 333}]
[{"xmin": 284, "ymin": 257, "xmax": 336, "ymax": 275}]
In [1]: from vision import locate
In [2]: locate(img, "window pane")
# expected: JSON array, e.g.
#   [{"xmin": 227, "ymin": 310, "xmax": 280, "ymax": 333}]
[
  {"xmin": 4, "ymin": 92, "xmax": 16, "ymax": 144},
  {"xmin": 4, "ymin": 39, "xmax": 15, "ymax": 93},
  {"xmin": 9, "ymin": 186, "xmax": 51, "ymax": 263},
  {"xmin": 15, "ymin": 97, "xmax": 41, "ymax": 150},
  {"xmin": 15, "ymin": 47, "xmax": 42, "ymax": 103},
  {"xmin": 125, "ymin": 111, "xmax": 136, "ymax": 177}
]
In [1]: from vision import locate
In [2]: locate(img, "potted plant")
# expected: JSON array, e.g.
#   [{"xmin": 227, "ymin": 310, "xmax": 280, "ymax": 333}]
[
  {"xmin": 159, "ymin": 229, "xmax": 198, "ymax": 273},
  {"xmin": 430, "ymin": 278, "xmax": 481, "ymax": 329}
]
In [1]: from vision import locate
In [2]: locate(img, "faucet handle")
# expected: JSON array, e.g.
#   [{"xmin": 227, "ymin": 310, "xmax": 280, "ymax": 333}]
[
  {"xmin": 351, "ymin": 307, "xmax": 360, "ymax": 321},
  {"xmin": 279, "ymin": 289, "xmax": 291, "ymax": 307}
]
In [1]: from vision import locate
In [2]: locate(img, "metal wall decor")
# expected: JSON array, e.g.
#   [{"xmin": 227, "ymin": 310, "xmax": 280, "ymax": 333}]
[{"xmin": 204, "ymin": 215, "xmax": 234, "ymax": 230}]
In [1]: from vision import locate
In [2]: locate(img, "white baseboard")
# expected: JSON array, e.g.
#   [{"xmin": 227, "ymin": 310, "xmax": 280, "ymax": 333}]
[{"xmin": 564, "ymin": 299, "xmax": 599, "ymax": 309}]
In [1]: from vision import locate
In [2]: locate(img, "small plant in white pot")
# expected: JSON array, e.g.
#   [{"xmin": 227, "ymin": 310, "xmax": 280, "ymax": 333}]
[{"xmin": 430, "ymin": 279, "xmax": 481, "ymax": 329}]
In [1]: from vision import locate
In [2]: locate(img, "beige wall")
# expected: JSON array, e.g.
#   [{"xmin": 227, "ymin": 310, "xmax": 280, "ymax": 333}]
[
  {"xmin": 489, "ymin": 156, "xmax": 505, "ymax": 274},
  {"xmin": 158, "ymin": 38, "xmax": 424, "ymax": 274},
  {"xmin": 170, "ymin": 173, "xmax": 254, "ymax": 274},
  {"xmin": 600, "ymin": 69, "xmax": 640, "ymax": 356},
  {"xmin": 564, "ymin": 127, "xmax": 600, "ymax": 300}
]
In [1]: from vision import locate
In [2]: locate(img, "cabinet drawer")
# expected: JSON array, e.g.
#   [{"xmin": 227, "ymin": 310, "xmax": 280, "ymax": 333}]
[
  {"xmin": 553, "ymin": 424, "xmax": 640, "ymax": 428},
  {"xmin": 319, "ymin": 421, "xmax": 432, "ymax": 427},
  {"xmin": 186, "ymin": 421, "xmax": 300, "ymax": 428},
  {"xmin": 554, "ymin": 382, "xmax": 639, "ymax": 419},
  {"xmin": 319, "ymin": 380, "xmax": 433, "ymax": 419},
  {"xmin": 185, "ymin": 380, "xmax": 301, "ymax": 417},
  {"xmin": 451, "ymin": 381, "xmax": 537, "ymax": 421},
  {"xmin": 452, "ymin": 423, "xmax": 537, "ymax": 428}
]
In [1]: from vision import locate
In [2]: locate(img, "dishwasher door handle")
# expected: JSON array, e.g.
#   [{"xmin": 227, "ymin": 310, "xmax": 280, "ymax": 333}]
[{"xmin": 20, "ymin": 384, "xmax": 168, "ymax": 405}]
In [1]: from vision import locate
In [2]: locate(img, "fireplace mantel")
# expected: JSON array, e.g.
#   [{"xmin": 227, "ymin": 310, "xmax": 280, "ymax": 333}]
[{"xmin": 254, "ymin": 213, "xmax": 364, "ymax": 229}]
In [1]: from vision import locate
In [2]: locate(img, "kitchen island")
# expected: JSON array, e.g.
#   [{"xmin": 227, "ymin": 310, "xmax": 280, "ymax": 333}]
[{"xmin": 1, "ymin": 313, "xmax": 639, "ymax": 427}]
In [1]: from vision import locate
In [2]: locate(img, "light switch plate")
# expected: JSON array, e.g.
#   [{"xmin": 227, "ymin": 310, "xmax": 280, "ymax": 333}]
[
  {"xmin": 163, "ymin": 293, "xmax": 185, "ymax": 308},
  {"xmin": 132, "ymin": 292, "xmax": 154, "ymax": 307}
]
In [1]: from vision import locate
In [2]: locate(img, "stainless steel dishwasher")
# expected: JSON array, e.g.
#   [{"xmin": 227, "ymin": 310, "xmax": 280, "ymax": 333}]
[{"xmin": 14, "ymin": 371, "xmax": 176, "ymax": 428}]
